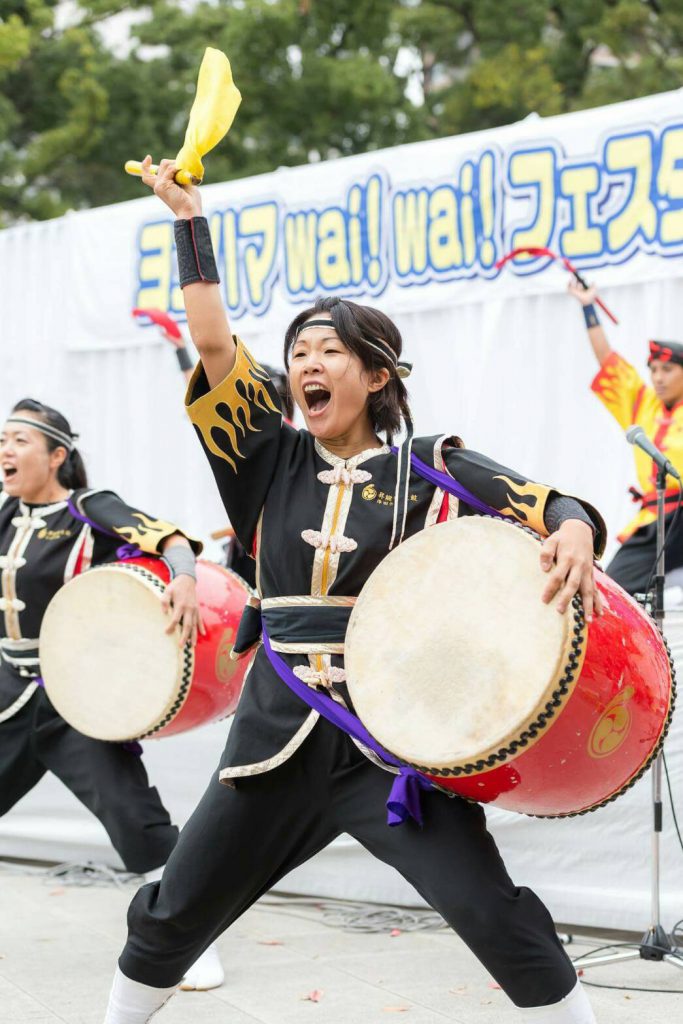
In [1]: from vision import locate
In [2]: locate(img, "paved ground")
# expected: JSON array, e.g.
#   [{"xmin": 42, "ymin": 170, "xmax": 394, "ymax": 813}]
[{"xmin": 0, "ymin": 861, "xmax": 681, "ymax": 1024}]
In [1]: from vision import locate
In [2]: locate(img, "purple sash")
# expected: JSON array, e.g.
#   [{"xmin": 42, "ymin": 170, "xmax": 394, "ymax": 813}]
[
  {"xmin": 392, "ymin": 448, "xmax": 512, "ymax": 521},
  {"xmin": 261, "ymin": 627, "xmax": 432, "ymax": 826},
  {"xmin": 260, "ymin": 453, "xmax": 506, "ymax": 826}
]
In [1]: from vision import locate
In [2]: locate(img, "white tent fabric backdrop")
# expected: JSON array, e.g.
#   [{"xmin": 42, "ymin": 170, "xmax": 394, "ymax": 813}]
[{"xmin": 1, "ymin": 90, "xmax": 683, "ymax": 931}]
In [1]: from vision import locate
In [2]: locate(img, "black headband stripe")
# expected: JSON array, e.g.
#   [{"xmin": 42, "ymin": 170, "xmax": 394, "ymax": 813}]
[{"xmin": 294, "ymin": 318, "xmax": 412, "ymax": 378}]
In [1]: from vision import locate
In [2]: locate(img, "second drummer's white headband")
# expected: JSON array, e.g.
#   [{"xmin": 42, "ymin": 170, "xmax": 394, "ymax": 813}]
[{"xmin": 5, "ymin": 416, "xmax": 76, "ymax": 452}]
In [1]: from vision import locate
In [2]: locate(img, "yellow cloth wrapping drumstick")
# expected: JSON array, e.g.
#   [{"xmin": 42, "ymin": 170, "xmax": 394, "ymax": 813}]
[{"xmin": 125, "ymin": 47, "xmax": 241, "ymax": 185}]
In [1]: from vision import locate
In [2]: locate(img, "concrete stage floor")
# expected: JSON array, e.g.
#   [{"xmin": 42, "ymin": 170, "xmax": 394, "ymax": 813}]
[{"xmin": 0, "ymin": 860, "xmax": 681, "ymax": 1023}]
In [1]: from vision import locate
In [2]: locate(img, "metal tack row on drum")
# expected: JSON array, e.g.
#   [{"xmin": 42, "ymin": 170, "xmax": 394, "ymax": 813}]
[{"xmin": 40, "ymin": 558, "xmax": 254, "ymax": 741}]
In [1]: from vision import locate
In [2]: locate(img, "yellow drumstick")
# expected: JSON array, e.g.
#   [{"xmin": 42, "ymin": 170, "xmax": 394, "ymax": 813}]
[
  {"xmin": 125, "ymin": 47, "xmax": 241, "ymax": 188},
  {"xmin": 124, "ymin": 161, "xmax": 200, "ymax": 186}
]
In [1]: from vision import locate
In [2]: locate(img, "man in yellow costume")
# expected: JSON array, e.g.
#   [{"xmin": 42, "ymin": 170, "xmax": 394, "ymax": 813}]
[{"xmin": 570, "ymin": 282, "xmax": 683, "ymax": 595}]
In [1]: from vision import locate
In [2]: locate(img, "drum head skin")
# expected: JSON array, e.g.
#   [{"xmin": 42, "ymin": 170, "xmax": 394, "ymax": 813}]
[
  {"xmin": 40, "ymin": 565, "xmax": 188, "ymax": 741},
  {"xmin": 346, "ymin": 518, "xmax": 574, "ymax": 770}
]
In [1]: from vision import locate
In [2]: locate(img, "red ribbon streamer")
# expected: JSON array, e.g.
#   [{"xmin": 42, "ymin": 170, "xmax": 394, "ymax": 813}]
[{"xmin": 495, "ymin": 247, "xmax": 619, "ymax": 325}]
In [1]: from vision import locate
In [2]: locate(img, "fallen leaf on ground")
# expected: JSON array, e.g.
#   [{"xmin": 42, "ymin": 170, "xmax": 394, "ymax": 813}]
[
  {"xmin": 480, "ymin": 999, "xmax": 492, "ymax": 1005},
  {"xmin": 390, "ymin": 928, "xmax": 402, "ymax": 938},
  {"xmin": 577, "ymin": 969, "xmax": 585, "ymax": 977},
  {"xmin": 49, "ymin": 888, "xmax": 65, "ymax": 896},
  {"xmin": 302, "ymin": 989, "xmax": 324, "ymax": 1002},
  {"xmin": 258, "ymin": 940, "xmax": 284, "ymax": 946},
  {"xmin": 449, "ymin": 986, "xmax": 467, "ymax": 996},
  {"xmin": 488, "ymin": 981, "xmax": 502, "ymax": 990}
]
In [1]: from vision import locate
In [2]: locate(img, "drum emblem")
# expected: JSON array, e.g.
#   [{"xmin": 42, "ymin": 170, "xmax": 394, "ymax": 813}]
[
  {"xmin": 588, "ymin": 685, "xmax": 635, "ymax": 759},
  {"xmin": 215, "ymin": 628, "xmax": 236, "ymax": 683}
]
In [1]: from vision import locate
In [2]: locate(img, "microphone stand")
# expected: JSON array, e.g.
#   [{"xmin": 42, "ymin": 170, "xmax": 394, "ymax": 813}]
[{"xmin": 574, "ymin": 465, "xmax": 682, "ymax": 973}]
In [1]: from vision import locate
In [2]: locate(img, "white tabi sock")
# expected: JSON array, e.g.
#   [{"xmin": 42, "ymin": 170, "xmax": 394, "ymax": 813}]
[
  {"xmin": 179, "ymin": 942, "xmax": 225, "ymax": 991},
  {"xmin": 103, "ymin": 967, "xmax": 177, "ymax": 1024},
  {"xmin": 518, "ymin": 980, "xmax": 596, "ymax": 1023}
]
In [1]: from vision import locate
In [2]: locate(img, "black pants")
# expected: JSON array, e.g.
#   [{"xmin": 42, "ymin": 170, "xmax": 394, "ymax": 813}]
[
  {"xmin": 0, "ymin": 687, "xmax": 178, "ymax": 873},
  {"xmin": 120, "ymin": 720, "xmax": 576, "ymax": 1008}
]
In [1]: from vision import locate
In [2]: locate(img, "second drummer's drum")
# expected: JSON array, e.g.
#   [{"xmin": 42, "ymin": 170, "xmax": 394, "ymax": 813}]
[
  {"xmin": 40, "ymin": 558, "xmax": 253, "ymax": 741},
  {"xmin": 345, "ymin": 517, "xmax": 674, "ymax": 817}
]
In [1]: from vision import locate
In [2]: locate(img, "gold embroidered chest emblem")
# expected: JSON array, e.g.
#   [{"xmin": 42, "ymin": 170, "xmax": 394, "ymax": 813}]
[
  {"xmin": 37, "ymin": 528, "xmax": 73, "ymax": 541},
  {"xmin": 362, "ymin": 484, "xmax": 377, "ymax": 501}
]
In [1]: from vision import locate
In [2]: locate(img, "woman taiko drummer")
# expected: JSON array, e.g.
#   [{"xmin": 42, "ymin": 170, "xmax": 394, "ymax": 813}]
[
  {"xmin": 0, "ymin": 399, "xmax": 223, "ymax": 991},
  {"xmin": 104, "ymin": 157, "xmax": 606, "ymax": 1024}
]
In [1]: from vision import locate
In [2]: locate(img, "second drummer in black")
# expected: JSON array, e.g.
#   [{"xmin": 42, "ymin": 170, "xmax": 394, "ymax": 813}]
[
  {"xmin": 0, "ymin": 397, "xmax": 203, "ymax": 871},
  {"xmin": 104, "ymin": 158, "xmax": 607, "ymax": 1024},
  {"xmin": 0, "ymin": 397, "xmax": 227, "ymax": 990}
]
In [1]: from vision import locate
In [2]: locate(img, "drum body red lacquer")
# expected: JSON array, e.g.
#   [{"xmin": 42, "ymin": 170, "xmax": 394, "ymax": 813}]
[
  {"xmin": 40, "ymin": 557, "xmax": 252, "ymax": 741},
  {"xmin": 346, "ymin": 518, "xmax": 673, "ymax": 817},
  {"xmin": 433, "ymin": 572, "xmax": 672, "ymax": 815}
]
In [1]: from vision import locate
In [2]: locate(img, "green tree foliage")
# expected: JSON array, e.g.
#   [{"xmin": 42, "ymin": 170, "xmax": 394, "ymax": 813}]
[{"xmin": 1, "ymin": 0, "xmax": 682, "ymax": 223}]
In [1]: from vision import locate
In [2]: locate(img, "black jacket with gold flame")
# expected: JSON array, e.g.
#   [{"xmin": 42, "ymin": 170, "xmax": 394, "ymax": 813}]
[{"xmin": 186, "ymin": 338, "xmax": 606, "ymax": 784}]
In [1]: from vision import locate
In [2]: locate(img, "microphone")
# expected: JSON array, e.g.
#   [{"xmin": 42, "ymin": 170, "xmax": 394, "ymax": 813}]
[{"xmin": 626, "ymin": 426, "xmax": 682, "ymax": 482}]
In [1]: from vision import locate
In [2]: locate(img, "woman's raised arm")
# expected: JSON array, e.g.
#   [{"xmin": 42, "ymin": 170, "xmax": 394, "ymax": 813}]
[{"xmin": 141, "ymin": 156, "xmax": 236, "ymax": 388}]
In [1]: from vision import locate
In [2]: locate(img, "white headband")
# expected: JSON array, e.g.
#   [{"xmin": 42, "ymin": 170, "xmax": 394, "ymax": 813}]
[
  {"xmin": 5, "ymin": 416, "xmax": 76, "ymax": 452},
  {"xmin": 295, "ymin": 318, "xmax": 412, "ymax": 379}
]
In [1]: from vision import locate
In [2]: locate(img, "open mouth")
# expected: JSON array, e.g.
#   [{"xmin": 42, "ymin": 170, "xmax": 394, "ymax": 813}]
[
  {"xmin": 303, "ymin": 383, "xmax": 331, "ymax": 416},
  {"xmin": 2, "ymin": 467, "xmax": 17, "ymax": 480}
]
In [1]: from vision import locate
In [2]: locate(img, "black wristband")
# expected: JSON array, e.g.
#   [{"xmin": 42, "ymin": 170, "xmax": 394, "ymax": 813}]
[
  {"xmin": 175, "ymin": 346, "xmax": 193, "ymax": 372},
  {"xmin": 544, "ymin": 494, "xmax": 596, "ymax": 537},
  {"xmin": 582, "ymin": 303, "xmax": 600, "ymax": 329},
  {"xmin": 174, "ymin": 216, "xmax": 220, "ymax": 288}
]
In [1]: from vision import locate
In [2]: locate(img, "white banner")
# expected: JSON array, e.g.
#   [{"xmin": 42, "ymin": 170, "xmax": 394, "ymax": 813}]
[{"xmin": 2, "ymin": 88, "xmax": 683, "ymax": 355}]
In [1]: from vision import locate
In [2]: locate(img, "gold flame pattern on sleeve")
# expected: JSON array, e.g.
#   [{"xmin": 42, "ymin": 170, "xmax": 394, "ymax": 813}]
[
  {"xmin": 493, "ymin": 475, "xmax": 549, "ymax": 535},
  {"xmin": 186, "ymin": 339, "xmax": 280, "ymax": 472},
  {"xmin": 112, "ymin": 511, "xmax": 182, "ymax": 553}
]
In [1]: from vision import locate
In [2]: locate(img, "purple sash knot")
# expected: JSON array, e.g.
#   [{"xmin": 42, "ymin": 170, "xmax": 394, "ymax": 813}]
[
  {"xmin": 260, "ymin": 623, "xmax": 432, "ymax": 827},
  {"xmin": 387, "ymin": 769, "xmax": 433, "ymax": 827},
  {"xmin": 116, "ymin": 543, "xmax": 144, "ymax": 561}
]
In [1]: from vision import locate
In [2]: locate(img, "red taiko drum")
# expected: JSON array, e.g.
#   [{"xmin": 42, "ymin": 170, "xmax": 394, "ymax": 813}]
[
  {"xmin": 40, "ymin": 557, "xmax": 253, "ymax": 741},
  {"xmin": 346, "ymin": 517, "xmax": 674, "ymax": 816}
]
